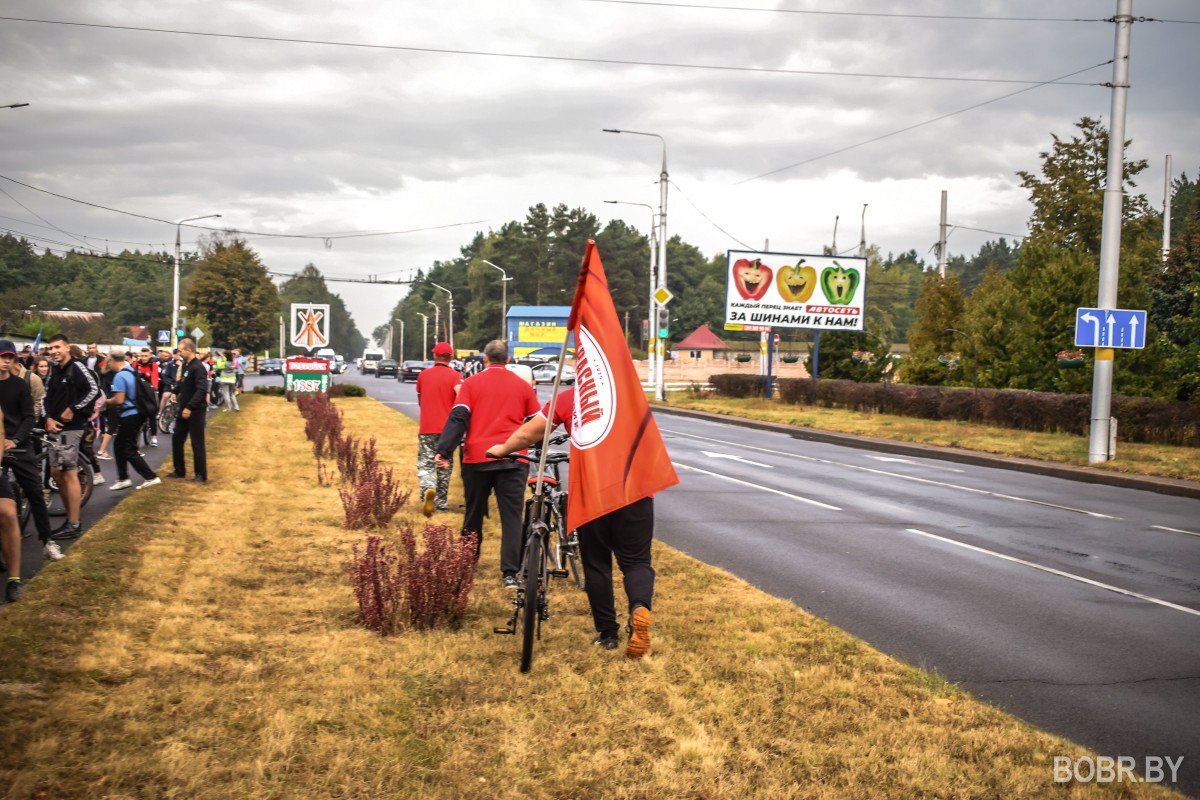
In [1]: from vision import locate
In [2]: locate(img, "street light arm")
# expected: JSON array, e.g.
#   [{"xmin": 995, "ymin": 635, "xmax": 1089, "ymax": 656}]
[{"xmin": 603, "ymin": 129, "xmax": 667, "ymax": 172}]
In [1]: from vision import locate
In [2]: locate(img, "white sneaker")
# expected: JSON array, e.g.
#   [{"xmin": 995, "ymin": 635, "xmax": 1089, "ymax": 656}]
[
  {"xmin": 136, "ymin": 477, "xmax": 162, "ymax": 490},
  {"xmin": 151, "ymin": 436, "xmax": 159, "ymax": 446},
  {"xmin": 92, "ymin": 472, "xmax": 105, "ymax": 485},
  {"xmin": 44, "ymin": 541, "xmax": 65, "ymax": 561},
  {"xmin": 109, "ymin": 479, "xmax": 133, "ymax": 491}
]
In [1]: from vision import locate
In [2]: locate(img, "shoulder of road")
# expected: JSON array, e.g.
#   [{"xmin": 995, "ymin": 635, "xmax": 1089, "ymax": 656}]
[{"xmin": 654, "ymin": 403, "xmax": 1200, "ymax": 501}]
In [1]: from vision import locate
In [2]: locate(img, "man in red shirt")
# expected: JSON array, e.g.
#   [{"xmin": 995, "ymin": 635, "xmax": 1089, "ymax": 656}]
[
  {"xmin": 436, "ymin": 340, "xmax": 540, "ymax": 589},
  {"xmin": 416, "ymin": 342, "xmax": 461, "ymax": 517},
  {"xmin": 487, "ymin": 387, "xmax": 656, "ymax": 659}
]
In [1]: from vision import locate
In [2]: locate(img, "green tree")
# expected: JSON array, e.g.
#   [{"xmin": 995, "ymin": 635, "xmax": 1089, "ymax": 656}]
[
  {"xmin": 184, "ymin": 239, "xmax": 277, "ymax": 350},
  {"xmin": 1152, "ymin": 203, "xmax": 1200, "ymax": 402},
  {"xmin": 898, "ymin": 272, "xmax": 965, "ymax": 385},
  {"xmin": 960, "ymin": 266, "xmax": 1034, "ymax": 389},
  {"xmin": 805, "ymin": 330, "xmax": 892, "ymax": 382}
]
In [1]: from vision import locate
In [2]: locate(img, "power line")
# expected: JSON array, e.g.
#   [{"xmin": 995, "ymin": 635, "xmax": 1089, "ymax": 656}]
[
  {"xmin": 582, "ymin": 0, "xmax": 1112, "ymax": 23},
  {"xmin": 0, "ymin": 16, "xmax": 1103, "ymax": 86},
  {"xmin": 950, "ymin": 224, "xmax": 1026, "ymax": 241},
  {"xmin": 0, "ymin": 185, "xmax": 97, "ymax": 252},
  {"xmin": 668, "ymin": 179, "xmax": 754, "ymax": 249},
  {"xmin": 0, "ymin": 175, "xmax": 484, "ymax": 241},
  {"xmin": 0, "ymin": 214, "xmax": 173, "ymax": 249},
  {"xmin": 737, "ymin": 59, "xmax": 1112, "ymax": 184}
]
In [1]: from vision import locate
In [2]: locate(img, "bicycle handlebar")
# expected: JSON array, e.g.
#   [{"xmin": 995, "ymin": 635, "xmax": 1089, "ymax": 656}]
[{"xmin": 486, "ymin": 450, "xmax": 569, "ymax": 465}]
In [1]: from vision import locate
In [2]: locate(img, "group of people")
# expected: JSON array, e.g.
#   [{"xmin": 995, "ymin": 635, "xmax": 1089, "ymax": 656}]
[
  {"xmin": 0, "ymin": 334, "xmax": 234, "ymax": 603},
  {"xmin": 415, "ymin": 339, "xmax": 656, "ymax": 659}
]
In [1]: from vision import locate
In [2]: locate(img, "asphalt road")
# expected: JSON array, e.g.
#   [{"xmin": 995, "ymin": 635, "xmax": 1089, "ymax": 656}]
[{"xmin": 307, "ymin": 369, "xmax": 1200, "ymax": 796}]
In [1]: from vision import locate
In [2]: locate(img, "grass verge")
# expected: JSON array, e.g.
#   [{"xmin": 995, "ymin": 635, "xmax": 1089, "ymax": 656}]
[
  {"xmin": 0, "ymin": 394, "xmax": 1182, "ymax": 798},
  {"xmin": 662, "ymin": 395, "xmax": 1200, "ymax": 482}
]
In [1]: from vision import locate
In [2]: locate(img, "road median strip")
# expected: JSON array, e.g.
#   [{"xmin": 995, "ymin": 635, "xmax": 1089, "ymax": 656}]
[{"xmin": 0, "ymin": 394, "xmax": 1183, "ymax": 798}]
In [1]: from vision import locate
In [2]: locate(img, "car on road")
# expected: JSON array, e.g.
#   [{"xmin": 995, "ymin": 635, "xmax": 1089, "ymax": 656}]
[
  {"xmin": 334, "ymin": 354, "xmax": 347, "ymax": 374},
  {"xmin": 531, "ymin": 363, "xmax": 576, "ymax": 385},
  {"xmin": 260, "ymin": 358, "xmax": 283, "ymax": 375},
  {"xmin": 375, "ymin": 359, "xmax": 399, "ymax": 378},
  {"xmin": 399, "ymin": 360, "xmax": 431, "ymax": 382}
]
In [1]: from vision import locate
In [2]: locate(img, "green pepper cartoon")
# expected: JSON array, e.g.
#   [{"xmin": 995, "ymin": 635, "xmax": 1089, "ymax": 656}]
[{"xmin": 820, "ymin": 262, "xmax": 860, "ymax": 305}]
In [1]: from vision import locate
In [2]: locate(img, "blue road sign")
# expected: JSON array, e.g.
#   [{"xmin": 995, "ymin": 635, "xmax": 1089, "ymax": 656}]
[
  {"xmin": 1074, "ymin": 307, "xmax": 1146, "ymax": 349},
  {"xmin": 158, "ymin": 330, "xmax": 171, "ymax": 343}
]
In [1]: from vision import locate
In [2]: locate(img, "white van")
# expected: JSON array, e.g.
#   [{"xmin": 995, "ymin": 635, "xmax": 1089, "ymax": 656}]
[{"xmin": 361, "ymin": 348, "xmax": 384, "ymax": 373}]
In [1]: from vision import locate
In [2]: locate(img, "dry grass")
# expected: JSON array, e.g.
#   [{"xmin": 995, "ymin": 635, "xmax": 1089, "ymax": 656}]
[
  {"xmin": 0, "ymin": 394, "xmax": 1183, "ymax": 799},
  {"xmin": 665, "ymin": 396, "xmax": 1200, "ymax": 482}
]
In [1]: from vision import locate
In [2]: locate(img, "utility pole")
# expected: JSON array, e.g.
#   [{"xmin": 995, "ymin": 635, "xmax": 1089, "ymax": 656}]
[
  {"xmin": 1162, "ymin": 154, "xmax": 1173, "ymax": 264},
  {"xmin": 937, "ymin": 190, "xmax": 948, "ymax": 277},
  {"xmin": 173, "ymin": 213, "xmax": 221, "ymax": 348},
  {"xmin": 482, "ymin": 259, "xmax": 511, "ymax": 341},
  {"xmin": 1088, "ymin": 0, "xmax": 1134, "ymax": 464},
  {"xmin": 278, "ymin": 315, "xmax": 285, "ymax": 359},
  {"xmin": 418, "ymin": 312, "xmax": 429, "ymax": 358},
  {"xmin": 393, "ymin": 319, "xmax": 404, "ymax": 361},
  {"xmin": 859, "ymin": 204, "xmax": 868, "ymax": 259}
]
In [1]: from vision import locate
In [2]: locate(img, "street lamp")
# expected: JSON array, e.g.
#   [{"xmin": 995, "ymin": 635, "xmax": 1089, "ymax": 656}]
[
  {"xmin": 427, "ymin": 300, "xmax": 440, "ymax": 345},
  {"xmin": 417, "ymin": 312, "xmax": 429, "ymax": 358},
  {"xmin": 482, "ymin": 259, "xmax": 513, "ymax": 342},
  {"xmin": 393, "ymin": 318, "xmax": 404, "ymax": 362},
  {"xmin": 605, "ymin": 200, "xmax": 658, "ymax": 382},
  {"xmin": 430, "ymin": 282, "xmax": 454, "ymax": 352},
  {"xmin": 173, "ymin": 213, "xmax": 221, "ymax": 347},
  {"xmin": 604, "ymin": 128, "xmax": 668, "ymax": 401}
]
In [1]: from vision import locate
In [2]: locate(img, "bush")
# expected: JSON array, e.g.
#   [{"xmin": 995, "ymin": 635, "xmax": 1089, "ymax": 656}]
[
  {"xmin": 710, "ymin": 375, "xmax": 1200, "ymax": 446},
  {"xmin": 329, "ymin": 383, "xmax": 367, "ymax": 398},
  {"xmin": 709, "ymin": 373, "xmax": 767, "ymax": 398},
  {"xmin": 338, "ymin": 437, "xmax": 411, "ymax": 529},
  {"xmin": 348, "ymin": 526, "xmax": 479, "ymax": 633},
  {"xmin": 252, "ymin": 385, "xmax": 286, "ymax": 396}
]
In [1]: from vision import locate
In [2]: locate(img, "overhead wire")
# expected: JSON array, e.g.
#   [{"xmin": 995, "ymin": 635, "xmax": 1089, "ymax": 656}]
[
  {"xmin": 0, "ymin": 185, "xmax": 98, "ymax": 252},
  {"xmin": 0, "ymin": 16, "xmax": 1104, "ymax": 86},
  {"xmin": 736, "ymin": 58, "xmax": 1113, "ymax": 184},
  {"xmin": 668, "ymin": 179, "xmax": 754, "ymax": 249},
  {"xmin": 581, "ymin": 0, "xmax": 1115, "ymax": 23}
]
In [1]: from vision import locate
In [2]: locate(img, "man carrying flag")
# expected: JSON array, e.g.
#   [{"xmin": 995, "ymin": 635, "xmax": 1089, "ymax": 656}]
[{"xmin": 488, "ymin": 241, "xmax": 678, "ymax": 659}]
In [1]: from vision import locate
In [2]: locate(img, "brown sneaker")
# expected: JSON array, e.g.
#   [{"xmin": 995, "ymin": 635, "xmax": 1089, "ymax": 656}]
[
  {"xmin": 422, "ymin": 488, "xmax": 436, "ymax": 518},
  {"xmin": 625, "ymin": 606, "xmax": 652, "ymax": 659}
]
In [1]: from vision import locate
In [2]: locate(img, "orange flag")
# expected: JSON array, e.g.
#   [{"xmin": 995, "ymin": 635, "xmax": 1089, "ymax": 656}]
[{"xmin": 565, "ymin": 241, "xmax": 679, "ymax": 532}]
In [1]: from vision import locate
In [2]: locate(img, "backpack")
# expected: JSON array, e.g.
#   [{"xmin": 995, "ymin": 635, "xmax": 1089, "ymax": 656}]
[{"xmin": 132, "ymin": 372, "xmax": 159, "ymax": 418}]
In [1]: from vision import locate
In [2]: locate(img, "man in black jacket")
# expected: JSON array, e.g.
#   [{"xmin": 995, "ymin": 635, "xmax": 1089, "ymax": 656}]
[
  {"xmin": 0, "ymin": 340, "xmax": 54, "ymax": 559},
  {"xmin": 170, "ymin": 338, "xmax": 208, "ymax": 482},
  {"xmin": 44, "ymin": 333, "xmax": 99, "ymax": 539}
]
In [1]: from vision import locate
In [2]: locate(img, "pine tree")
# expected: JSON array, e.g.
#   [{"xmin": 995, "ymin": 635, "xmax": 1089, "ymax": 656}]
[{"xmin": 898, "ymin": 272, "xmax": 965, "ymax": 385}]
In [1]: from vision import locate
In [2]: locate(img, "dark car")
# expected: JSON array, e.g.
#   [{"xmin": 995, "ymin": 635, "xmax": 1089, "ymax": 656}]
[
  {"xmin": 260, "ymin": 358, "xmax": 283, "ymax": 375},
  {"xmin": 375, "ymin": 359, "xmax": 399, "ymax": 378},
  {"xmin": 399, "ymin": 360, "xmax": 431, "ymax": 382}
]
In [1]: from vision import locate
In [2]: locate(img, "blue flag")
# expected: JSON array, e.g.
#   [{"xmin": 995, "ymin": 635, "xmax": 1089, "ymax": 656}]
[{"xmin": 31, "ymin": 327, "xmax": 42, "ymax": 354}]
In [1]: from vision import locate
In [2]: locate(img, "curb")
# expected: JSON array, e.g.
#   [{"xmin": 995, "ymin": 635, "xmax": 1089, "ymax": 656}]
[{"xmin": 653, "ymin": 404, "xmax": 1200, "ymax": 501}]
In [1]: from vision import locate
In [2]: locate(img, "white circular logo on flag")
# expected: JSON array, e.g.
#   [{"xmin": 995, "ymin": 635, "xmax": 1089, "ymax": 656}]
[{"xmin": 570, "ymin": 325, "xmax": 616, "ymax": 450}]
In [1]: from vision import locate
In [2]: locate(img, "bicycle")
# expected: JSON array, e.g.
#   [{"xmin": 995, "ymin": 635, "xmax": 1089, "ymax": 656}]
[
  {"xmin": 0, "ymin": 429, "xmax": 93, "ymax": 533},
  {"xmin": 528, "ymin": 432, "xmax": 583, "ymax": 591},
  {"xmin": 158, "ymin": 395, "xmax": 179, "ymax": 436},
  {"xmin": 489, "ymin": 443, "xmax": 575, "ymax": 673}
]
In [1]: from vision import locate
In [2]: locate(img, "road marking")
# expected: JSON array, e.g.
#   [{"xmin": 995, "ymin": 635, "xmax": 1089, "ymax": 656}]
[
  {"xmin": 903, "ymin": 528, "xmax": 1200, "ymax": 619},
  {"xmin": 661, "ymin": 428, "xmax": 1119, "ymax": 519},
  {"xmin": 673, "ymin": 462, "xmax": 840, "ymax": 511},
  {"xmin": 1152, "ymin": 525, "xmax": 1200, "ymax": 539},
  {"xmin": 383, "ymin": 401, "xmax": 418, "ymax": 406},
  {"xmin": 701, "ymin": 451, "xmax": 774, "ymax": 468},
  {"xmin": 871, "ymin": 455, "xmax": 964, "ymax": 473}
]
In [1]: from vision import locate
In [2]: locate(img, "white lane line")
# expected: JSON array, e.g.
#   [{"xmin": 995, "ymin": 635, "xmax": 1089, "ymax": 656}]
[
  {"xmin": 903, "ymin": 528, "xmax": 1200, "ymax": 619},
  {"xmin": 673, "ymin": 461, "xmax": 841, "ymax": 511},
  {"xmin": 702, "ymin": 451, "xmax": 774, "ymax": 468},
  {"xmin": 872, "ymin": 455, "xmax": 964, "ymax": 473},
  {"xmin": 1152, "ymin": 525, "xmax": 1200, "ymax": 539},
  {"xmin": 383, "ymin": 401, "xmax": 418, "ymax": 406},
  {"xmin": 661, "ymin": 428, "xmax": 1119, "ymax": 520}
]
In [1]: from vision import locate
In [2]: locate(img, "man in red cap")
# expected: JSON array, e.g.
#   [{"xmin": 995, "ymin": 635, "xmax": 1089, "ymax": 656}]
[{"xmin": 415, "ymin": 342, "xmax": 461, "ymax": 517}]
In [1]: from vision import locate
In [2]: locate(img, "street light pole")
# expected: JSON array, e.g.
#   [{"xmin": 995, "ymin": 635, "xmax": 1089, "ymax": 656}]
[
  {"xmin": 393, "ymin": 318, "xmax": 404, "ymax": 361},
  {"xmin": 604, "ymin": 130, "xmax": 672, "ymax": 400},
  {"xmin": 482, "ymin": 259, "xmax": 512, "ymax": 341},
  {"xmin": 430, "ymin": 283, "xmax": 454, "ymax": 352},
  {"xmin": 418, "ymin": 312, "xmax": 429, "ymax": 358},
  {"xmin": 427, "ymin": 300, "xmax": 440, "ymax": 344},
  {"xmin": 604, "ymin": 199, "xmax": 658, "ymax": 385},
  {"xmin": 278, "ymin": 315, "xmax": 285, "ymax": 359},
  {"xmin": 173, "ymin": 213, "xmax": 221, "ymax": 348}
]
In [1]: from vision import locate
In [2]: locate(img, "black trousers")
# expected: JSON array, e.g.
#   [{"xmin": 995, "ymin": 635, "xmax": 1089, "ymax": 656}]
[
  {"xmin": 460, "ymin": 464, "xmax": 527, "ymax": 576},
  {"xmin": 171, "ymin": 409, "xmax": 207, "ymax": 480},
  {"xmin": 579, "ymin": 497, "xmax": 655, "ymax": 637},
  {"xmin": 115, "ymin": 413, "xmax": 156, "ymax": 481},
  {"xmin": 8, "ymin": 450, "xmax": 51, "ymax": 542}
]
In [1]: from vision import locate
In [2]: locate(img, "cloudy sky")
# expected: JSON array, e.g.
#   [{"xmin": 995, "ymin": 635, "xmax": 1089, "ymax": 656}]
[{"xmin": 2, "ymin": 0, "xmax": 1198, "ymax": 343}]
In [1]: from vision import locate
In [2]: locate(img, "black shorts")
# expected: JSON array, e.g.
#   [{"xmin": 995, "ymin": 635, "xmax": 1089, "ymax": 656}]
[{"xmin": 0, "ymin": 473, "xmax": 13, "ymax": 501}]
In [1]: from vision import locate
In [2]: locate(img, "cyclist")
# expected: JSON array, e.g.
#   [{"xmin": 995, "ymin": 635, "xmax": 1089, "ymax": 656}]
[
  {"xmin": 43, "ymin": 333, "xmax": 99, "ymax": 541},
  {"xmin": 0, "ymin": 340, "xmax": 55, "ymax": 561},
  {"xmin": 487, "ymin": 387, "xmax": 656, "ymax": 659},
  {"xmin": 157, "ymin": 349, "xmax": 179, "ymax": 418}
]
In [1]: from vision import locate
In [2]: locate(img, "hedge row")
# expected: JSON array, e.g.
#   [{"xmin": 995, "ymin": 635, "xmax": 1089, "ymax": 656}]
[{"xmin": 705, "ymin": 374, "xmax": 1200, "ymax": 447}]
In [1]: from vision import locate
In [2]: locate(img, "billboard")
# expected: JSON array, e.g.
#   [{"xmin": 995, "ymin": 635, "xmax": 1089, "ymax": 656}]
[
  {"xmin": 724, "ymin": 251, "xmax": 867, "ymax": 332},
  {"xmin": 506, "ymin": 305, "xmax": 574, "ymax": 359}
]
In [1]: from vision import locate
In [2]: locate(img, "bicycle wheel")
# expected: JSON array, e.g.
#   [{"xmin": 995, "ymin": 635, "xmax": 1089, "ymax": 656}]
[
  {"xmin": 78, "ymin": 462, "xmax": 94, "ymax": 509},
  {"xmin": 519, "ymin": 531, "xmax": 543, "ymax": 674},
  {"xmin": 158, "ymin": 403, "xmax": 177, "ymax": 435},
  {"xmin": 13, "ymin": 480, "xmax": 31, "ymax": 537},
  {"xmin": 47, "ymin": 462, "xmax": 93, "ymax": 515}
]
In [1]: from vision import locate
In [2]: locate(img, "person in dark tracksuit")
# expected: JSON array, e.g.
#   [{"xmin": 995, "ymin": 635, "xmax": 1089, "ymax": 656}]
[
  {"xmin": 170, "ymin": 338, "xmax": 208, "ymax": 482},
  {"xmin": 0, "ymin": 340, "xmax": 54, "ymax": 561},
  {"xmin": 435, "ymin": 340, "xmax": 540, "ymax": 589}
]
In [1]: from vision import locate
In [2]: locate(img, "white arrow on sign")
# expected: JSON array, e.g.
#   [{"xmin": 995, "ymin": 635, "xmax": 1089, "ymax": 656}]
[
  {"xmin": 702, "ymin": 451, "xmax": 774, "ymax": 468},
  {"xmin": 1105, "ymin": 313, "xmax": 1115, "ymax": 347},
  {"xmin": 1128, "ymin": 314, "xmax": 1138, "ymax": 347},
  {"xmin": 1080, "ymin": 312, "xmax": 1099, "ymax": 344}
]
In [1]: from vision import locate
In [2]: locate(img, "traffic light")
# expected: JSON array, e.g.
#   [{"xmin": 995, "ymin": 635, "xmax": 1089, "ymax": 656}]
[{"xmin": 657, "ymin": 307, "xmax": 670, "ymax": 339}]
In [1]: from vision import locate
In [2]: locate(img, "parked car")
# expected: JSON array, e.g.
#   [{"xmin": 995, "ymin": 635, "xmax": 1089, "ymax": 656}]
[
  {"xmin": 260, "ymin": 358, "xmax": 283, "ymax": 375},
  {"xmin": 399, "ymin": 360, "xmax": 430, "ymax": 382},
  {"xmin": 334, "ymin": 354, "xmax": 347, "ymax": 374},
  {"xmin": 375, "ymin": 359, "xmax": 399, "ymax": 378},
  {"xmin": 531, "ymin": 363, "xmax": 576, "ymax": 385}
]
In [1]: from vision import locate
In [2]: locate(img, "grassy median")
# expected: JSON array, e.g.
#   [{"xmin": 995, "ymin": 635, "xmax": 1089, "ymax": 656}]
[
  {"xmin": 0, "ymin": 394, "xmax": 1182, "ymax": 799},
  {"xmin": 662, "ymin": 395, "xmax": 1200, "ymax": 483}
]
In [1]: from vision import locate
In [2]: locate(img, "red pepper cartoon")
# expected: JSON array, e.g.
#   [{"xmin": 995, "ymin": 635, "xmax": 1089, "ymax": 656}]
[{"xmin": 732, "ymin": 258, "xmax": 772, "ymax": 301}]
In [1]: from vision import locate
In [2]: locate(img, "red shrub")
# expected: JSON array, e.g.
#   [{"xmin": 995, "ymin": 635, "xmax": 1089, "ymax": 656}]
[{"xmin": 338, "ymin": 437, "xmax": 410, "ymax": 529}]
